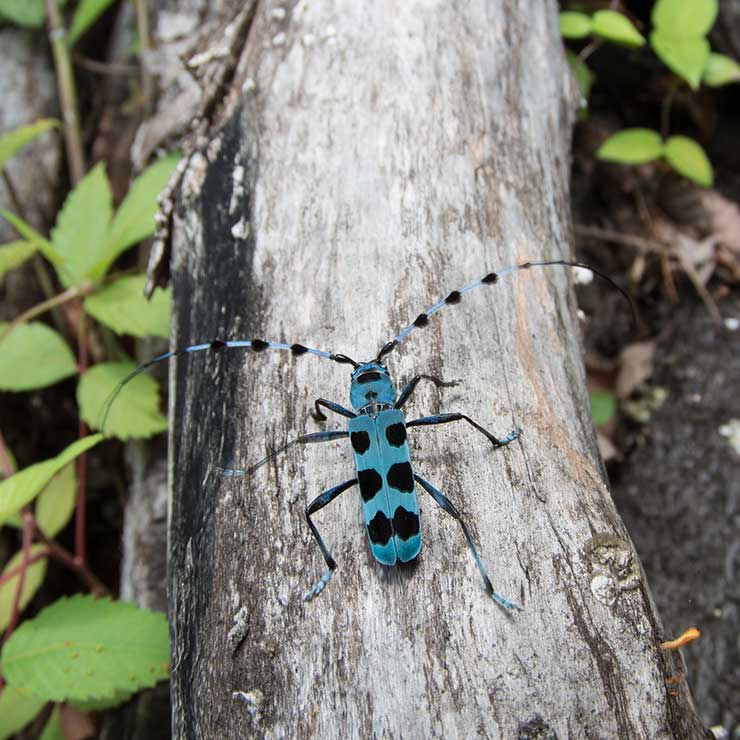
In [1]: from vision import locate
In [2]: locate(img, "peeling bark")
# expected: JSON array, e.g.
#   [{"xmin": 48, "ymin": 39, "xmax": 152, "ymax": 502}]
[{"xmin": 163, "ymin": 2, "xmax": 711, "ymax": 738}]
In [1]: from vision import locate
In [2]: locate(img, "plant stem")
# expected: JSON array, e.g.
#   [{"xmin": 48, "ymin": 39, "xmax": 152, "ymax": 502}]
[
  {"xmin": 75, "ymin": 312, "xmax": 90, "ymax": 566},
  {"xmin": 3, "ymin": 512, "xmax": 35, "ymax": 641},
  {"xmin": 0, "ymin": 283, "xmax": 94, "ymax": 343},
  {"xmin": 46, "ymin": 0, "xmax": 85, "ymax": 184},
  {"xmin": 661, "ymin": 80, "xmax": 679, "ymax": 140}
]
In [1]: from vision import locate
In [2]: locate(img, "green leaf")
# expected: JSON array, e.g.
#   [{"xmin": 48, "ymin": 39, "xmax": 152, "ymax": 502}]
[
  {"xmin": 596, "ymin": 128, "xmax": 664, "ymax": 164},
  {"xmin": 567, "ymin": 51, "xmax": 596, "ymax": 102},
  {"xmin": 35, "ymin": 463, "xmax": 76, "ymax": 538},
  {"xmin": 650, "ymin": 29, "xmax": 710, "ymax": 89},
  {"xmin": 72, "ymin": 689, "xmax": 132, "ymax": 712},
  {"xmin": 38, "ymin": 707, "xmax": 64, "ymax": 740},
  {"xmin": 0, "ymin": 435, "xmax": 102, "ymax": 526},
  {"xmin": 93, "ymin": 153, "xmax": 180, "ymax": 281},
  {"xmin": 67, "ymin": 0, "xmax": 118, "ymax": 45},
  {"xmin": 559, "ymin": 11, "xmax": 591, "ymax": 39},
  {"xmin": 590, "ymin": 390, "xmax": 616, "ymax": 426},
  {"xmin": 0, "ymin": 241, "xmax": 36, "ymax": 279},
  {"xmin": 1, "ymin": 595, "xmax": 170, "ymax": 702},
  {"xmin": 78, "ymin": 363, "xmax": 167, "ymax": 440},
  {"xmin": 50, "ymin": 162, "xmax": 113, "ymax": 287},
  {"xmin": 0, "ymin": 545, "xmax": 48, "ymax": 631},
  {"xmin": 663, "ymin": 136, "xmax": 714, "ymax": 187},
  {"xmin": 591, "ymin": 10, "xmax": 645, "ymax": 48},
  {"xmin": 0, "ymin": 119, "xmax": 58, "ymax": 172},
  {"xmin": 84, "ymin": 275, "xmax": 171, "ymax": 338},
  {"xmin": 0, "ymin": 0, "xmax": 45, "ymax": 27},
  {"xmin": 0, "ymin": 322, "xmax": 77, "ymax": 392},
  {"xmin": 0, "ymin": 209, "xmax": 62, "ymax": 267},
  {"xmin": 703, "ymin": 53, "xmax": 740, "ymax": 86},
  {"xmin": 0, "ymin": 685, "xmax": 45, "ymax": 740},
  {"xmin": 651, "ymin": 0, "xmax": 718, "ymax": 38}
]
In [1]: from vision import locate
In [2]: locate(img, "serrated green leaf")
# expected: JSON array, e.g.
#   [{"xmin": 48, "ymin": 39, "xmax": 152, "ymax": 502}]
[
  {"xmin": 0, "ymin": 241, "xmax": 36, "ymax": 279},
  {"xmin": 0, "ymin": 209, "xmax": 62, "ymax": 267},
  {"xmin": 0, "ymin": 685, "xmax": 46, "ymax": 740},
  {"xmin": 84, "ymin": 275, "xmax": 171, "ymax": 338},
  {"xmin": 93, "ymin": 153, "xmax": 180, "ymax": 281},
  {"xmin": 703, "ymin": 53, "xmax": 740, "ymax": 86},
  {"xmin": 0, "ymin": 545, "xmax": 48, "ymax": 631},
  {"xmin": 72, "ymin": 689, "xmax": 132, "ymax": 712},
  {"xmin": 664, "ymin": 136, "xmax": 714, "ymax": 187},
  {"xmin": 50, "ymin": 162, "xmax": 113, "ymax": 287},
  {"xmin": 0, "ymin": 0, "xmax": 45, "ymax": 27},
  {"xmin": 596, "ymin": 128, "xmax": 664, "ymax": 164},
  {"xmin": 1, "ymin": 595, "xmax": 170, "ymax": 702},
  {"xmin": 651, "ymin": 0, "xmax": 718, "ymax": 38},
  {"xmin": 559, "ymin": 11, "xmax": 591, "ymax": 39},
  {"xmin": 591, "ymin": 10, "xmax": 645, "ymax": 48},
  {"xmin": 567, "ymin": 50, "xmax": 596, "ymax": 101},
  {"xmin": 67, "ymin": 0, "xmax": 118, "ymax": 45},
  {"xmin": 650, "ymin": 29, "xmax": 710, "ymax": 89},
  {"xmin": 78, "ymin": 363, "xmax": 167, "ymax": 440},
  {"xmin": 0, "ymin": 119, "xmax": 58, "ymax": 172},
  {"xmin": 38, "ymin": 706, "xmax": 63, "ymax": 740},
  {"xmin": 0, "ymin": 435, "xmax": 102, "ymax": 526},
  {"xmin": 0, "ymin": 322, "xmax": 77, "ymax": 392},
  {"xmin": 35, "ymin": 463, "xmax": 76, "ymax": 538},
  {"xmin": 590, "ymin": 390, "xmax": 616, "ymax": 426}
]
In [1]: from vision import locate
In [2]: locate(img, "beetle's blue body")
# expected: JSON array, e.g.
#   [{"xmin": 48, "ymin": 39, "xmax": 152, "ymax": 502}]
[
  {"xmin": 348, "ymin": 365, "xmax": 421, "ymax": 566},
  {"xmin": 101, "ymin": 259, "xmax": 631, "ymax": 611}
]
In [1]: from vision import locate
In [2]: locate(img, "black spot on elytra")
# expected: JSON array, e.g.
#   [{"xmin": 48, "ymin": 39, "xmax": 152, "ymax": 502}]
[
  {"xmin": 413, "ymin": 313, "xmax": 429, "ymax": 328},
  {"xmin": 210, "ymin": 339, "xmax": 226, "ymax": 350},
  {"xmin": 358, "ymin": 468, "xmax": 383, "ymax": 502},
  {"xmin": 357, "ymin": 371, "xmax": 381, "ymax": 384},
  {"xmin": 291, "ymin": 344, "xmax": 308, "ymax": 355},
  {"xmin": 385, "ymin": 423, "xmax": 406, "ymax": 447},
  {"xmin": 482, "ymin": 272, "xmax": 498, "ymax": 284},
  {"xmin": 251, "ymin": 339, "xmax": 269, "ymax": 351},
  {"xmin": 393, "ymin": 506, "xmax": 420, "ymax": 540},
  {"xmin": 367, "ymin": 511, "xmax": 392, "ymax": 545},
  {"xmin": 445, "ymin": 290, "xmax": 461, "ymax": 304},
  {"xmin": 387, "ymin": 462, "xmax": 414, "ymax": 493},
  {"xmin": 350, "ymin": 431, "xmax": 371, "ymax": 455}
]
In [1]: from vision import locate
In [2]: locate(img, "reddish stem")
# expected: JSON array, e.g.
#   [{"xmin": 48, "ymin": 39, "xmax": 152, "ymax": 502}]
[
  {"xmin": 3, "ymin": 511, "xmax": 35, "ymax": 641},
  {"xmin": 76, "ymin": 312, "xmax": 89, "ymax": 564}
]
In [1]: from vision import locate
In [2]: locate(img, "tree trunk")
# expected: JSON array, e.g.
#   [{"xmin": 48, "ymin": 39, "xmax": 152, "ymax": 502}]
[{"xmin": 166, "ymin": 2, "xmax": 710, "ymax": 738}]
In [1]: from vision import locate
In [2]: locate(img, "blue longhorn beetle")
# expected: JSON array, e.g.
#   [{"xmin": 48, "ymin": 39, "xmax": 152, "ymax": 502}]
[{"xmin": 103, "ymin": 259, "xmax": 630, "ymax": 610}]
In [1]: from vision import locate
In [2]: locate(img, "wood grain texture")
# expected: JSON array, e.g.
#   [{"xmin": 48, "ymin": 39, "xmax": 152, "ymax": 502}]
[{"xmin": 166, "ymin": 2, "xmax": 710, "ymax": 738}]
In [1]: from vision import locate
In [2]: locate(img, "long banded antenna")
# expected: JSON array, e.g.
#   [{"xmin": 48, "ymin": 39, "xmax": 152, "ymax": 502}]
[
  {"xmin": 375, "ymin": 259, "xmax": 636, "ymax": 362},
  {"xmin": 99, "ymin": 338, "xmax": 358, "ymax": 433}
]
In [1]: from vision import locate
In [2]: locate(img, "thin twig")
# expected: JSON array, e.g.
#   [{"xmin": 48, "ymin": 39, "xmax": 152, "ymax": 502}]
[
  {"xmin": 72, "ymin": 52, "xmax": 138, "ymax": 76},
  {"xmin": 661, "ymin": 80, "xmax": 679, "ymax": 140},
  {"xmin": 0, "ymin": 549, "xmax": 49, "ymax": 588},
  {"xmin": 3, "ymin": 512, "xmax": 35, "ymax": 640},
  {"xmin": 674, "ymin": 249, "xmax": 722, "ymax": 322},
  {"xmin": 46, "ymin": 0, "xmax": 85, "ymax": 184},
  {"xmin": 75, "ymin": 311, "xmax": 90, "ymax": 565},
  {"xmin": 0, "ymin": 283, "xmax": 94, "ymax": 343},
  {"xmin": 38, "ymin": 531, "xmax": 109, "ymax": 596},
  {"xmin": 574, "ymin": 224, "xmax": 661, "ymax": 254}
]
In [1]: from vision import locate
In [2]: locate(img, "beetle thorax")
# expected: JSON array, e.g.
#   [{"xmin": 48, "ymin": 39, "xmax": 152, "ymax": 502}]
[{"xmin": 349, "ymin": 363, "xmax": 396, "ymax": 412}]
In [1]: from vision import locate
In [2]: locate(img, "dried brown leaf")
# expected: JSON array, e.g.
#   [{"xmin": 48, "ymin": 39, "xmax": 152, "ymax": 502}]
[{"xmin": 616, "ymin": 340, "xmax": 656, "ymax": 399}]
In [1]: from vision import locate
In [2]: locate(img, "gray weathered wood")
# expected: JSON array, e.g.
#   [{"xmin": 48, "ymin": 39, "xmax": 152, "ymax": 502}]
[{"xmin": 166, "ymin": 2, "xmax": 710, "ymax": 738}]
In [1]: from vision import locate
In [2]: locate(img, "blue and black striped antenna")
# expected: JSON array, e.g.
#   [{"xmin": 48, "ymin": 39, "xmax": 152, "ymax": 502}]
[
  {"xmin": 99, "ymin": 338, "xmax": 360, "ymax": 432},
  {"xmin": 374, "ymin": 259, "xmax": 635, "ymax": 362}
]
